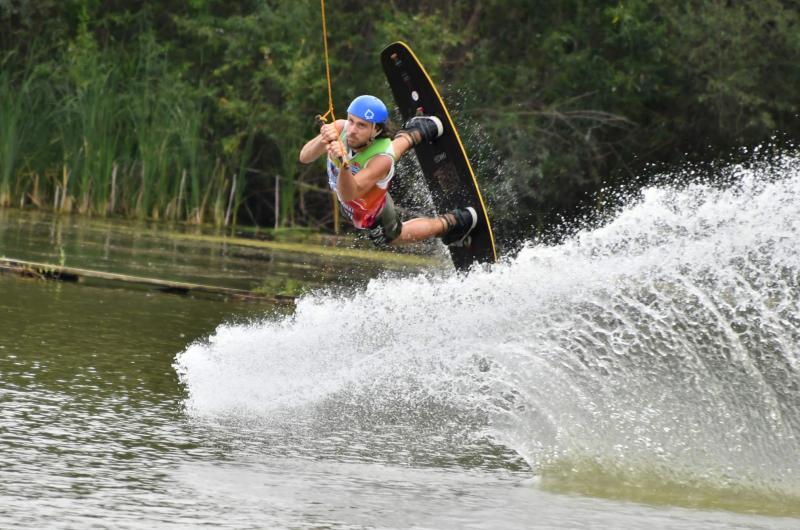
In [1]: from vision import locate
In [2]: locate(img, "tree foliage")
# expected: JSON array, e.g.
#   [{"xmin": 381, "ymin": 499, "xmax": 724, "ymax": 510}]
[{"xmin": 1, "ymin": 0, "xmax": 798, "ymax": 243}]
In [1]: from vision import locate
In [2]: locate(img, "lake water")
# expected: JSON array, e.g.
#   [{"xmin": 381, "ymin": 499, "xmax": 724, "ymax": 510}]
[{"xmin": 2, "ymin": 157, "xmax": 800, "ymax": 528}]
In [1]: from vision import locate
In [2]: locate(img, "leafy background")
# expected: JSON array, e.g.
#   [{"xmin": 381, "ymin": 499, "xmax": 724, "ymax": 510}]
[{"xmin": 1, "ymin": 0, "xmax": 798, "ymax": 250}]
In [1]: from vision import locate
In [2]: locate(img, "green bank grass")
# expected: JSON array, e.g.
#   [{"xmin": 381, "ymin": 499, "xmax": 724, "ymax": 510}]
[{"xmin": 0, "ymin": 32, "xmax": 261, "ymax": 229}]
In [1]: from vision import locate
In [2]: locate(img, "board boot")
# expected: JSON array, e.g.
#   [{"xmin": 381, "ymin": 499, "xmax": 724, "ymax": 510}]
[
  {"xmin": 441, "ymin": 207, "xmax": 478, "ymax": 246},
  {"xmin": 395, "ymin": 116, "xmax": 443, "ymax": 147}
]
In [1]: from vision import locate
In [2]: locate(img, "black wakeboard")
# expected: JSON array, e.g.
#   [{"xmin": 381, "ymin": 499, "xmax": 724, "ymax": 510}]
[{"xmin": 381, "ymin": 41, "xmax": 497, "ymax": 271}]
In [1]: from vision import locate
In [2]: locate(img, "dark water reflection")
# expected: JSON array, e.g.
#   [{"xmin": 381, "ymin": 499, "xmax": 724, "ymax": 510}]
[
  {"xmin": 0, "ymin": 209, "xmax": 430, "ymax": 293},
  {"xmin": 0, "ymin": 275, "xmax": 251, "ymax": 524}
]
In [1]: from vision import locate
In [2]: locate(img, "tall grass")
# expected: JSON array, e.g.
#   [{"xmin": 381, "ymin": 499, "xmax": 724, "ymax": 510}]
[
  {"xmin": 1, "ymin": 31, "xmax": 253, "ymax": 227},
  {"xmin": 227, "ymin": 125, "xmax": 257, "ymax": 227},
  {"xmin": 54, "ymin": 27, "xmax": 123, "ymax": 215},
  {"xmin": 171, "ymin": 98, "xmax": 207, "ymax": 222},
  {"xmin": 0, "ymin": 64, "xmax": 21, "ymax": 206},
  {"xmin": 0, "ymin": 50, "xmax": 42, "ymax": 207}
]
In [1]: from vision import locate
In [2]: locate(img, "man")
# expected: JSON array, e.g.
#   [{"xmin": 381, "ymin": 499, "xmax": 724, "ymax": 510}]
[{"xmin": 299, "ymin": 94, "xmax": 478, "ymax": 247}]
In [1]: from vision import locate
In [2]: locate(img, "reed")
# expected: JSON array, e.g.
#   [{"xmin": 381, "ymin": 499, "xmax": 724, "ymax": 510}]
[
  {"xmin": 0, "ymin": 31, "xmax": 276, "ymax": 226},
  {"xmin": 0, "ymin": 67, "xmax": 19, "ymax": 206},
  {"xmin": 170, "ymin": 99, "xmax": 207, "ymax": 221},
  {"xmin": 62, "ymin": 66, "xmax": 121, "ymax": 214},
  {"xmin": 125, "ymin": 33, "xmax": 226, "ymax": 223},
  {"xmin": 0, "ymin": 51, "xmax": 40, "ymax": 207},
  {"xmin": 226, "ymin": 126, "xmax": 257, "ymax": 227},
  {"xmin": 43, "ymin": 22, "xmax": 132, "ymax": 216}
]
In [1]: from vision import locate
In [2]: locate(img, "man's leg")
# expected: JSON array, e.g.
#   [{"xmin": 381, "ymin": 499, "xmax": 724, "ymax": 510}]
[
  {"xmin": 369, "ymin": 193, "xmax": 452, "ymax": 246},
  {"xmin": 392, "ymin": 216, "xmax": 450, "ymax": 244},
  {"xmin": 392, "ymin": 207, "xmax": 477, "ymax": 246}
]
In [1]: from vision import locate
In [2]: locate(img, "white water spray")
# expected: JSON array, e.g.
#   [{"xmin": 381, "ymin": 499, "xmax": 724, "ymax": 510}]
[{"xmin": 175, "ymin": 154, "xmax": 800, "ymax": 506}]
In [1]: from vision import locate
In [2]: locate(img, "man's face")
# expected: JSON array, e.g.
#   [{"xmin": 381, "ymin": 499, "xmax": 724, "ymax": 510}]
[{"xmin": 346, "ymin": 113, "xmax": 378, "ymax": 150}]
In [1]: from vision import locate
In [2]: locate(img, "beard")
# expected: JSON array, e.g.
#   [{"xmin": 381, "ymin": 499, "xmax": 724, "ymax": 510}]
[{"xmin": 347, "ymin": 136, "xmax": 369, "ymax": 150}]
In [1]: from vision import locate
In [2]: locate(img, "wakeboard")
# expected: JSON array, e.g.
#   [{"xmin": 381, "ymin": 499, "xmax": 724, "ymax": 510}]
[{"xmin": 380, "ymin": 41, "xmax": 497, "ymax": 271}]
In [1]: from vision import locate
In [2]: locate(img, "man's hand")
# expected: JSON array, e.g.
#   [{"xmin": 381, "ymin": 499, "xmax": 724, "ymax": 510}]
[
  {"xmin": 326, "ymin": 138, "xmax": 346, "ymax": 162},
  {"xmin": 300, "ymin": 119, "xmax": 346, "ymax": 164},
  {"xmin": 320, "ymin": 123, "xmax": 339, "ymax": 145}
]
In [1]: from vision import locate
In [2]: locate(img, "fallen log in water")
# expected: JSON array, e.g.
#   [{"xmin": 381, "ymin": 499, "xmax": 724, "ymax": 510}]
[{"xmin": 0, "ymin": 257, "xmax": 293, "ymax": 303}]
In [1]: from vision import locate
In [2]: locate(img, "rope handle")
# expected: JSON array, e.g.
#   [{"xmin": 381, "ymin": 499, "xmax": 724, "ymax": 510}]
[{"xmin": 319, "ymin": 0, "xmax": 335, "ymax": 124}]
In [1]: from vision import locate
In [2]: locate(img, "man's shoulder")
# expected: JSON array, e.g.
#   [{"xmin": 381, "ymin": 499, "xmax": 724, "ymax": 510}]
[{"xmin": 363, "ymin": 137, "xmax": 396, "ymax": 161}]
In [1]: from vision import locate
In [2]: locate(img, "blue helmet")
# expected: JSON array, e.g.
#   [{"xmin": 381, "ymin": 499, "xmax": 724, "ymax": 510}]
[{"xmin": 347, "ymin": 95, "xmax": 389, "ymax": 124}]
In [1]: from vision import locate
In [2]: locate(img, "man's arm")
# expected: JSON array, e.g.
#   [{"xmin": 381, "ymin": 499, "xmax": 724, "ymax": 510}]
[
  {"xmin": 298, "ymin": 133, "xmax": 327, "ymax": 164},
  {"xmin": 330, "ymin": 145, "xmax": 392, "ymax": 202}
]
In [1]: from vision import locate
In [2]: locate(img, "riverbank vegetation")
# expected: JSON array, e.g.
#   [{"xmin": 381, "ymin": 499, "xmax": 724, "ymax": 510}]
[{"xmin": 2, "ymin": 1, "xmax": 798, "ymax": 248}]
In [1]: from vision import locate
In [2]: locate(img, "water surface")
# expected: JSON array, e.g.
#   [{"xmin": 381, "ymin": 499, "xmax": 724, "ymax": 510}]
[{"xmin": 2, "ymin": 157, "xmax": 800, "ymax": 528}]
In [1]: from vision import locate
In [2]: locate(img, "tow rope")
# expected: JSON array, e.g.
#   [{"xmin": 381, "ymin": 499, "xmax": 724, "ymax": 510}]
[
  {"xmin": 317, "ymin": 0, "xmax": 336, "ymax": 125},
  {"xmin": 315, "ymin": 0, "xmax": 349, "ymax": 167}
]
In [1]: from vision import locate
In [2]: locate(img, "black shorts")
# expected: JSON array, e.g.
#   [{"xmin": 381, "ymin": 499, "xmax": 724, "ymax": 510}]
[{"xmin": 365, "ymin": 193, "xmax": 402, "ymax": 247}]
